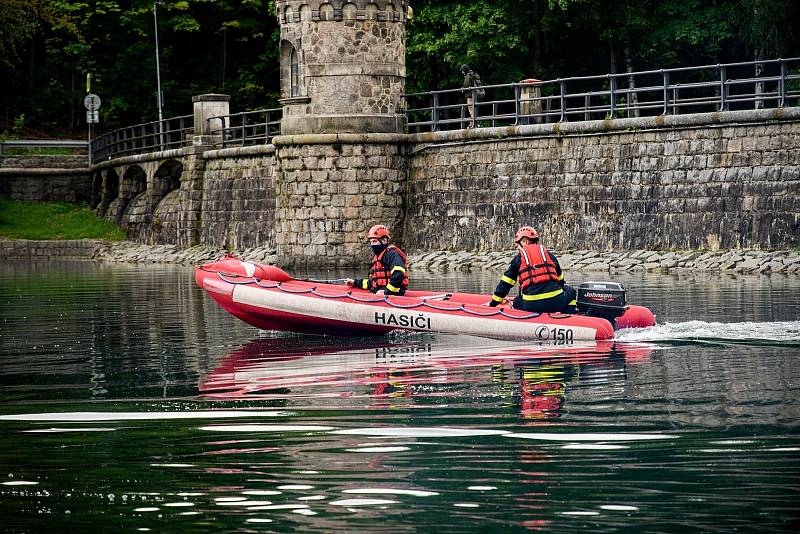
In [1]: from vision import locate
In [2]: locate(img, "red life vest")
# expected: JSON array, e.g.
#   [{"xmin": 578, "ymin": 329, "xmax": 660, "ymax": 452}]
[
  {"xmin": 518, "ymin": 244, "xmax": 559, "ymax": 290},
  {"xmin": 369, "ymin": 245, "xmax": 409, "ymax": 290}
]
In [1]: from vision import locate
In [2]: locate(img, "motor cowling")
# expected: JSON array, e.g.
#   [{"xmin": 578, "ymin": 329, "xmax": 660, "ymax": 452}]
[{"xmin": 576, "ymin": 281, "xmax": 627, "ymax": 321}]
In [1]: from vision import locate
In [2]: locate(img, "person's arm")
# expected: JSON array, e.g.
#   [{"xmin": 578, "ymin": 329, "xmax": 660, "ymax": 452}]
[
  {"xmin": 383, "ymin": 249, "xmax": 407, "ymax": 295},
  {"xmin": 549, "ymin": 249, "xmax": 566, "ymax": 286},
  {"xmin": 490, "ymin": 254, "xmax": 521, "ymax": 306},
  {"xmin": 348, "ymin": 277, "xmax": 370, "ymax": 290}
]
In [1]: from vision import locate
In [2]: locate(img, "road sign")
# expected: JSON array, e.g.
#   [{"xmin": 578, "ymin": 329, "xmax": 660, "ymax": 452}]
[
  {"xmin": 86, "ymin": 110, "xmax": 99, "ymax": 124},
  {"xmin": 84, "ymin": 93, "xmax": 102, "ymax": 111}
]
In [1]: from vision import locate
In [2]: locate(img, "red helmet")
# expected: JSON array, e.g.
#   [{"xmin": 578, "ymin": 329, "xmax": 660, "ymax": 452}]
[
  {"xmin": 514, "ymin": 226, "xmax": 539, "ymax": 244},
  {"xmin": 367, "ymin": 224, "xmax": 390, "ymax": 240}
]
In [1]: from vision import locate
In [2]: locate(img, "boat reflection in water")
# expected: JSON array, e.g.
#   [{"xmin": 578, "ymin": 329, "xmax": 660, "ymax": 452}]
[{"xmin": 200, "ymin": 334, "xmax": 654, "ymax": 419}]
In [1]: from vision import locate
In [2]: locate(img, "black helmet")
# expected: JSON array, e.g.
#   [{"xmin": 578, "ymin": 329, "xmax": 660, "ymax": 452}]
[{"xmin": 460, "ymin": 64, "xmax": 470, "ymax": 75}]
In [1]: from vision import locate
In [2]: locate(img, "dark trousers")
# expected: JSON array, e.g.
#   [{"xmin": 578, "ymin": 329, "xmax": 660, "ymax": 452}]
[{"xmin": 513, "ymin": 285, "xmax": 576, "ymax": 313}]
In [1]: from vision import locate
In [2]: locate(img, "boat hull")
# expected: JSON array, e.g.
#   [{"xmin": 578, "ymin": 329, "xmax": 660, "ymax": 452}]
[{"xmin": 196, "ymin": 258, "xmax": 656, "ymax": 341}]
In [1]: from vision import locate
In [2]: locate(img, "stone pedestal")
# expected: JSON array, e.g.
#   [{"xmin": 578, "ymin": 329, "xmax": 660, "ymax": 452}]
[
  {"xmin": 519, "ymin": 79, "xmax": 542, "ymax": 125},
  {"xmin": 192, "ymin": 94, "xmax": 230, "ymax": 147}
]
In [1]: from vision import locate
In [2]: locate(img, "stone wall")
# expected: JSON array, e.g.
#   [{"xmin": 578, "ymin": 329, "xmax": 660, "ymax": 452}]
[
  {"xmin": 200, "ymin": 146, "xmax": 278, "ymax": 250},
  {"xmin": 273, "ymin": 134, "xmax": 407, "ymax": 268},
  {"xmin": 0, "ymin": 155, "xmax": 91, "ymax": 203},
  {"xmin": 75, "ymin": 109, "xmax": 800, "ymax": 266},
  {"xmin": 406, "ymin": 112, "xmax": 800, "ymax": 252},
  {"xmin": 0, "ymin": 238, "xmax": 106, "ymax": 260}
]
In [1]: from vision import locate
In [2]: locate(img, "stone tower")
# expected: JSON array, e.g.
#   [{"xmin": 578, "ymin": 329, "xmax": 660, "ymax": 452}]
[
  {"xmin": 276, "ymin": 0, "xmax": 409, "ymax": 134},
  {"xmin": 274, "ymin": 0, "xmax": 411, "ymax": 269}
]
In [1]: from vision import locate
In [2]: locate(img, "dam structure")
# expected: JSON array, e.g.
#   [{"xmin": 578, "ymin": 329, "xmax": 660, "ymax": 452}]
[{"xmin": 5, "ymin": 1, "xmax": 797, "ymax": 267}]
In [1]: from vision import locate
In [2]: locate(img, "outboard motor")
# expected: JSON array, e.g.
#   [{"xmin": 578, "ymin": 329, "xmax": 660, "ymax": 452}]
[{"xmin": 576, "ymin": 282, "xmax": 628, "ymax": 324}]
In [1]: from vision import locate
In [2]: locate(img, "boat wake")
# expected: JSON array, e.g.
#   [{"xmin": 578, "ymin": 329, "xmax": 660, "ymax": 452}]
[{"xmin": 615, "ymin": 320, "xmax": 800, "ymax": 346}]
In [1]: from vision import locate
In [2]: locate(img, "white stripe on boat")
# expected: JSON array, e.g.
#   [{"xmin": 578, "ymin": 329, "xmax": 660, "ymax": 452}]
[{"xmin": 231, "ymin": 285, "xmax": 599, "ymax": 341}]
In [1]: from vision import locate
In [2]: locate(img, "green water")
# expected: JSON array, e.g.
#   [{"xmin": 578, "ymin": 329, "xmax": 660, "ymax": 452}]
[{"xmin": 1, "ymin": 262, "xmax": 799, "ymax": 532}]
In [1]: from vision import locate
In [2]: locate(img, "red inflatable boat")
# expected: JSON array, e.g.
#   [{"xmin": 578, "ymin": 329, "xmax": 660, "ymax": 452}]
[{"xmin": 195, "ymin": 256, "xmax": 656, "ymax": 341}]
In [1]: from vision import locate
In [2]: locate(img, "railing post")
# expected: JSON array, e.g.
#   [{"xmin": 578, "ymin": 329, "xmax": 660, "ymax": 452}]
[
  {"xmin": 609, "ymin": 75, "xmax": 616, "ymax": 118},
  {"xmin": 719, "ymin": 65, "xmax": 728, "ymax": 111},
  {"xmin": 265, "ymin": 110, "xmax": 271, "ymax": 143},
  {"xmin": 559, "ymin": 80, "xmax": 566, "ymax": 122},
  {"xmin": 432, "ymin": 92, "xmax": 439, "ymax": 132},
  {"xmin": 584, "ymin": 94, "xmax": 591, "ymax": 121},
  {"xmin": 514, "ymin": 84, "xmax": 520, "ymax": 125},
  {"xmin": 545, "ymin": 97, "xmax": 551, "ymax": 123},
  {"xmin": 779, "ymin": 58, "xmax": 787, "ymax": 107},
  {"xmin": 662, "ymin": 70, "xmax": 669, "ymax": 115}
]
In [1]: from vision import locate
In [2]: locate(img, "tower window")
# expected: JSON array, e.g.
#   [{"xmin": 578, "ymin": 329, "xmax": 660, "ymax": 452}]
[{"xmin": 290, "ymin": 47, "xmax": 300, "ymax": 97}]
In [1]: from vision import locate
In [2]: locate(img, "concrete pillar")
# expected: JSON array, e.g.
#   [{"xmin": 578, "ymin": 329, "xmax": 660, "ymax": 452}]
[
  {"xmin": 192, "ymin": 94, "xmax": 230, "ymax": 147},
  {"xmin": 519, "ymin": 79, "xmax": 542, "ymax": 125}
]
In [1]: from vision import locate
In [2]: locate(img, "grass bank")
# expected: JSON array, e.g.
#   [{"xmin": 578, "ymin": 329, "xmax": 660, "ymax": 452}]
[{"xmin": 0, "ymin": 198, "xmax": 126, "ymax": 240}]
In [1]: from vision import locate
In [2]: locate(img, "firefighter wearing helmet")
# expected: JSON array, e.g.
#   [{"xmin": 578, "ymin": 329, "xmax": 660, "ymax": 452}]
[
  {"xmin": 346, "ymin": 224, "xmax": 409, "ymax": 296},
  {"xmin": 487, "ymin": 226, "xmax": 577, "ymax": 313}
]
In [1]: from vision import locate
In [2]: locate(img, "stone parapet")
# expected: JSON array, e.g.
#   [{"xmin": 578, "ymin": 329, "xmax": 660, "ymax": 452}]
[
  {"xmin": 1, "ymin": 155, "xmax": 88, "ymax": 169},
  {"xmin": 91, "ymin": 148, "xmax": 185, "ymax": 171},
  {"xmin": 409, "ymin": 107, "xmax": 800, "ymax": 144},
  {"xmin": 276, "ymin": 1, "xmax": 410, "ymax": 23},
  {"xmin": 406, "ymin": 117, "xmax": 800, "ymax": 252}
]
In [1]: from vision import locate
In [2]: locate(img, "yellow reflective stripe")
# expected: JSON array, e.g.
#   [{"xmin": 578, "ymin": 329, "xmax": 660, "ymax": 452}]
[
  {"xmin": 501, "ymin": 275, "xmax": 517, "ymax": 286},
  {"xmin": 558, "ymin": 273, "xmax": 565, "ymax": 281},
  {"xmin": 568, "ymin": 299, "xmax": 577, "ymax": 306},
  {"xmin": 361, "ymin": 280, "xmax": 368, "ymax": 290},
  {"xmin": 386, "ymin": 283, "xmax": 399, "ymax": 292},
  {"xmin": 521, "ymin": 288, "xmax": 564, "ymax": 301},
  {"xmin": 491, "ymin": 294, "xmax": 504, "ymax": 303},
  {"xmin": 391, "ymin": 266, "xmax": 406, "ymax": 274}
]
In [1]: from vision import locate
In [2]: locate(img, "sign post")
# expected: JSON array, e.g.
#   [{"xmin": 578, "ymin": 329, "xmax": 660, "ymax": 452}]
[{"xmin": 84, "ymin": 85, "xmax": 101, "ymax": 165}]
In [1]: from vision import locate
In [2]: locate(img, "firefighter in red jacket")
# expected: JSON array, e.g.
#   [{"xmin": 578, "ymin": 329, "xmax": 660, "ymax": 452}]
[
  {"xmin": 346, "ymin": 224, "xmax": 409, "ymax": 296},
  {"xmin": 489, "ymin": 226, "xmax": 577, "ymax": 313}
]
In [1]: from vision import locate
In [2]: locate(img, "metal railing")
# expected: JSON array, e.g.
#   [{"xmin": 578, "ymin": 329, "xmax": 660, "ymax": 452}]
[
  {"xmin": 88, "ymin": 58, "xmax": 800, "ymax": 162},
  {"xmin": 405, "ymin": 58, "xmax": 800, "ymax": 133},
  {"xmin": 207, "ymin": 108, "xmax": 282, "ymax": 149},
  {"xmin": 0, "ymin": 139, "xmax": 88, "ymax": 156},
  {"xmin": 90, "ymin": 114, "xmax": 193, "ymax": 163}
]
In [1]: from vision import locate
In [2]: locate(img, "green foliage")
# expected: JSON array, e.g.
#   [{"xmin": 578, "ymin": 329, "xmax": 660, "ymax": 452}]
[
  {"xmin": 0, "ymin": 0, "xmax": 798, "ymax": 135},
  {"xmin": 0, "ymin": 199, "xmax": 126, "ymax": 240}
]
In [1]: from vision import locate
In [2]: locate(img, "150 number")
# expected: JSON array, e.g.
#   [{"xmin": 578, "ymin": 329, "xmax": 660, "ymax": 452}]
[{"xmin": 551, "ymin": 328, "xmax": 574, "ymax": 343}]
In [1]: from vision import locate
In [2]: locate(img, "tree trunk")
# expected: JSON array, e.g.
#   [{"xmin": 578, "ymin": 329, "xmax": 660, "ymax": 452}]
[
  {"xmin": 532, "ymin": 0, "xmax": 543, "ymax": 77},
  {"xmin": 69, "ymin": 70, "xmax": 75, "ymax": 132},
  {"xmin": 754, "ymin": 43, "xmax": 764, "ymax": 109},
  {"xmin": 220, "ymin": 27, "xmax": 228, "ymax": 90},
  {"xmin": 27, "ymin": 39, "xmax": 35, "ymax": 93},
  {"xmin": 624, "ymin": 42, "xmax": 639, "ymax": 118},
  {"xmin": 609, "ymin": 42, "xmax": 618, "ymax": 74}
]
